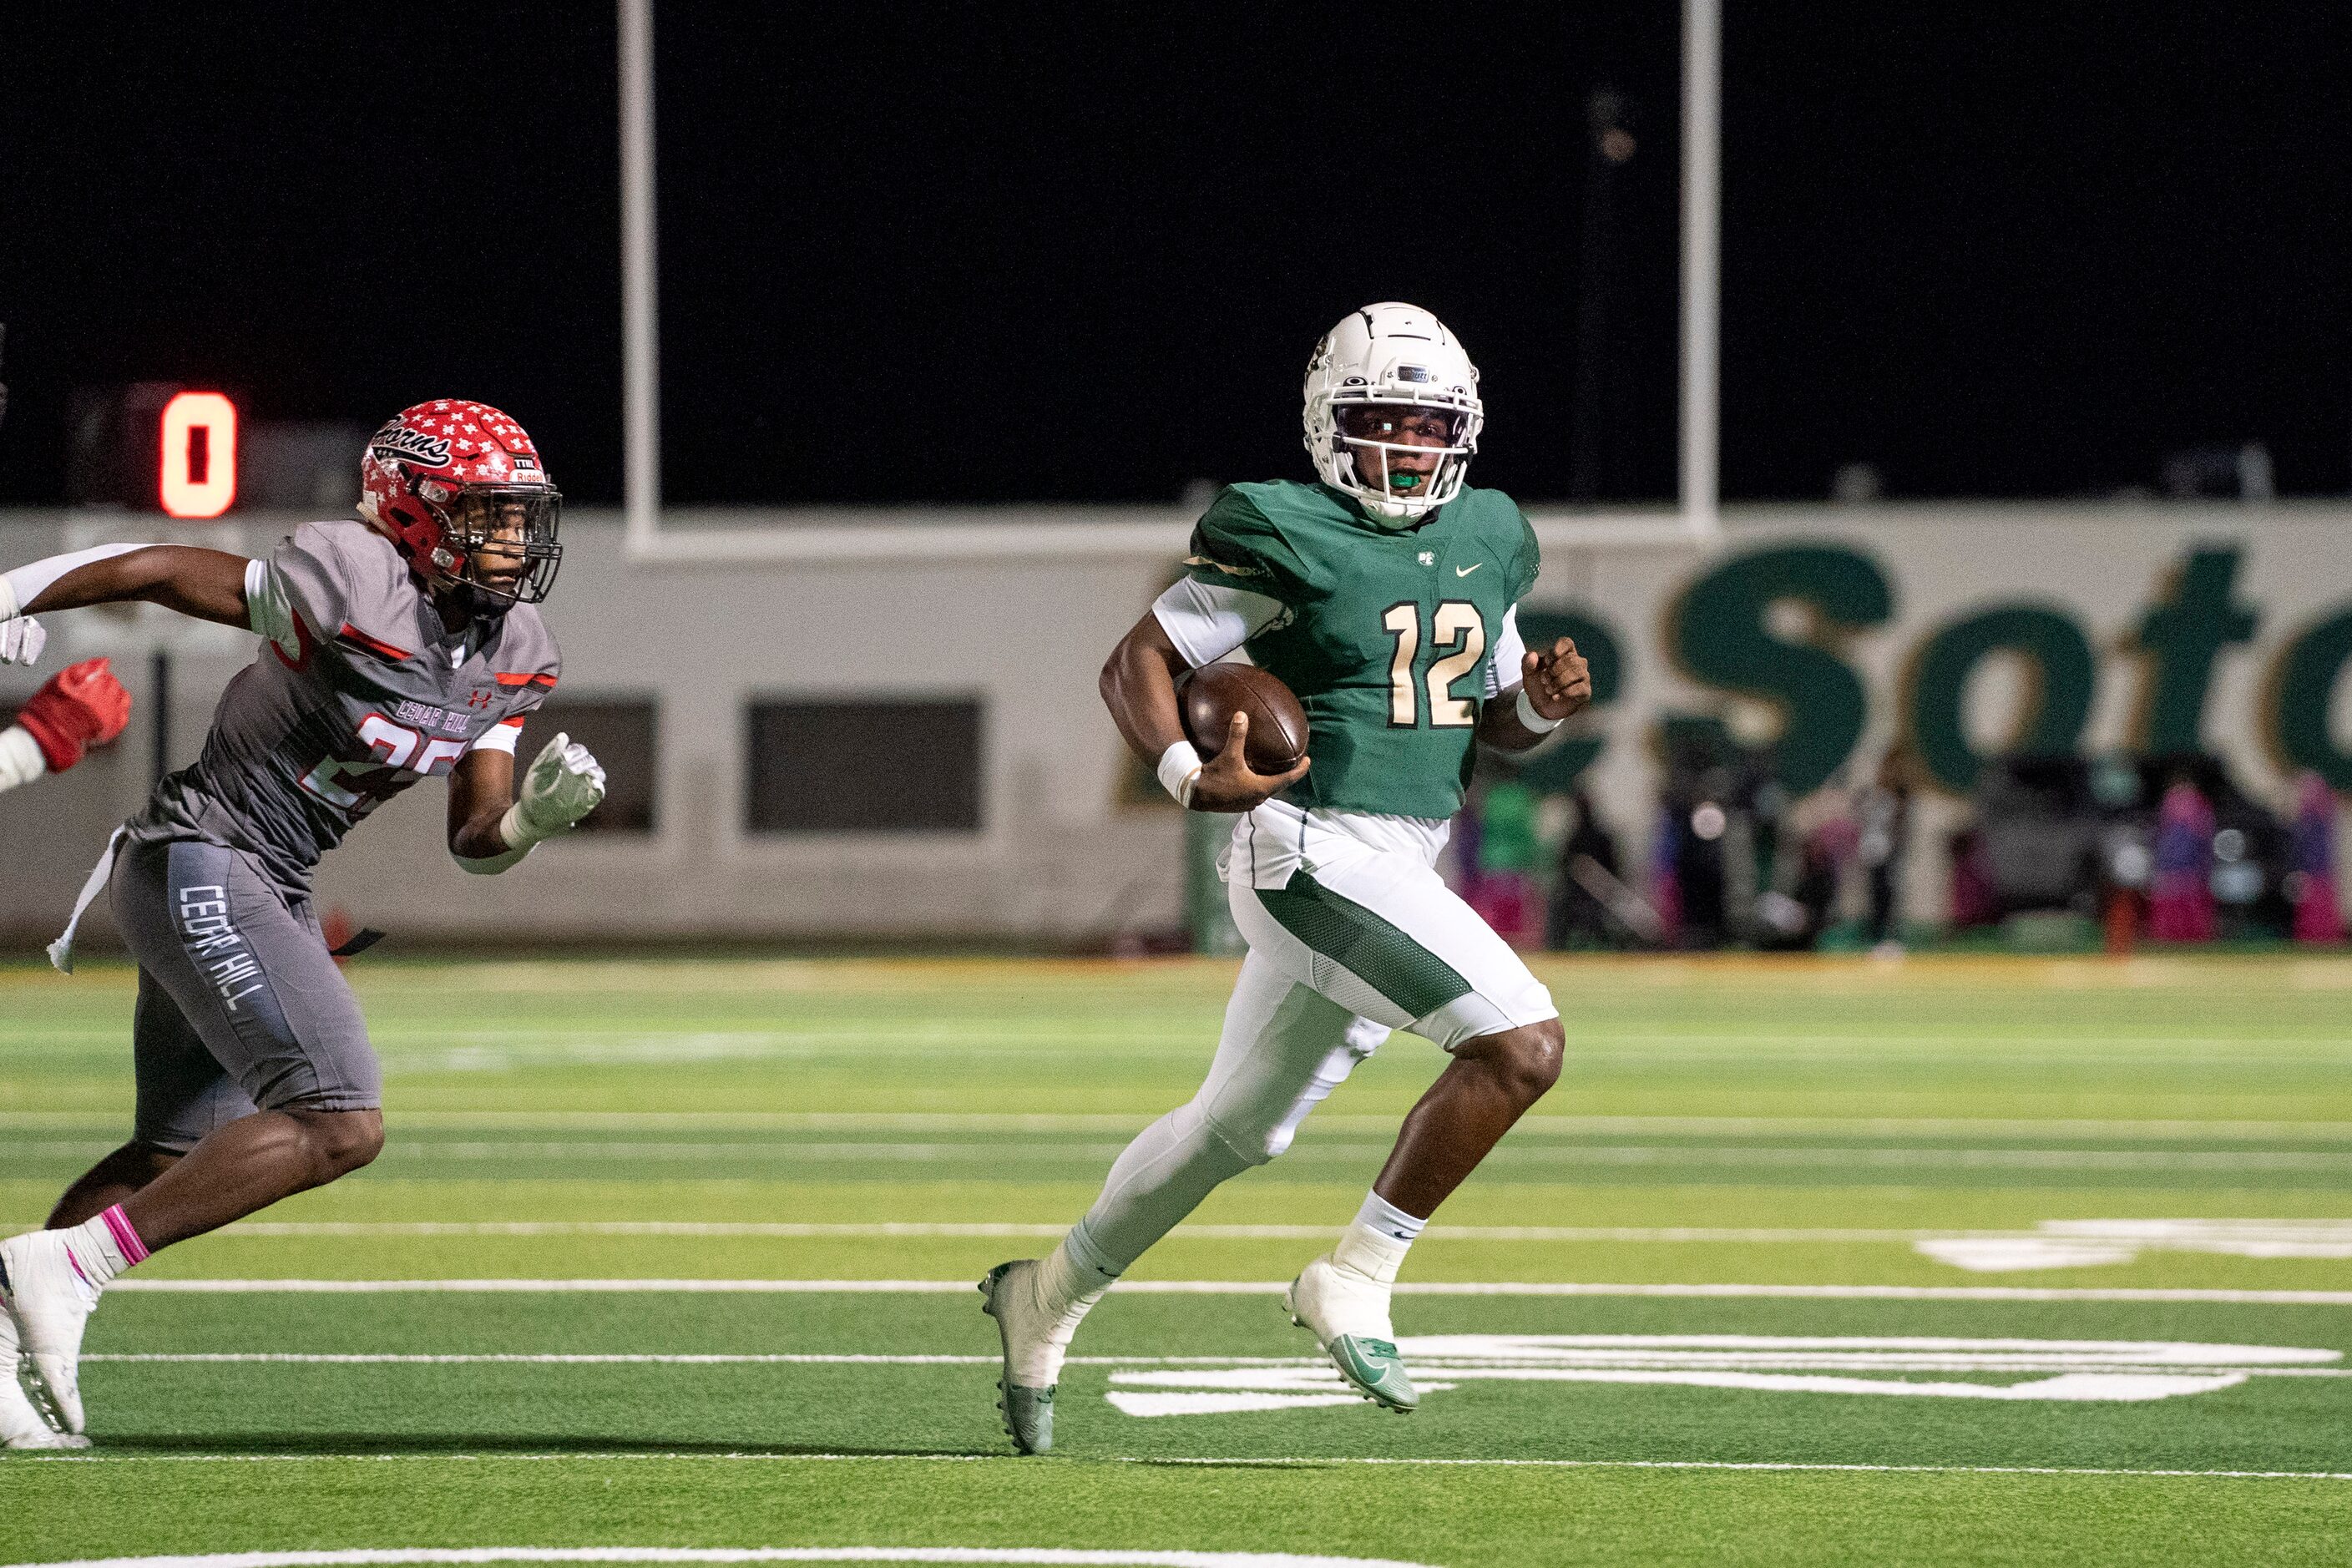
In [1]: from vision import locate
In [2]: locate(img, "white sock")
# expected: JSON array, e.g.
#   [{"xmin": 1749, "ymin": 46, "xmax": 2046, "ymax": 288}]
[
  {"xmin": 1333, "ymin": 1190, "xmax": 1425, "ymax": 1287},
  {"xmin": 1035, "ymin": 1232, "xmax": 1115, "ymax": 1319},
  {"xmin": 55, "ymin": 1205, "xmax": 149, "ymax": 1299}
]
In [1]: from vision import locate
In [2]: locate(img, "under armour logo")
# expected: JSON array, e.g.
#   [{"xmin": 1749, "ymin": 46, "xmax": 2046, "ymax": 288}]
[{"xmin": 468, "ymin": 690, "xmax": 494, "ymax": 709}]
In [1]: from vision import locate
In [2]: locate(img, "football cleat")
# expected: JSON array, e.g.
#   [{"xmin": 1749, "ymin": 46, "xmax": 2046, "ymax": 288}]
[
  {"xmin": 979, "ymin": 1260, "xmax": 1079, "ymax": 1454},
  {"xmin": 0, "ymin": 1263, "xmax": 88, "ymax": 1451},
  {"xmin": 1284, "ymin": 1252, "xmax": 1419, "ymax": 1413},
  {"xmin": 0, "ymin": 1231, "xmax": 101, "ymax": 1437}
]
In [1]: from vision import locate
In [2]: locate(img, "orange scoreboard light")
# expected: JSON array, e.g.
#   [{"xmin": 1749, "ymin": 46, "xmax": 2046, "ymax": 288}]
[
  {"xmin": 64, "ymin": 382, "xmax": 245, "ymax": 517},
  {"xmin": 157, "ymin": 391, "xmax": 238, "ymax": 518}
]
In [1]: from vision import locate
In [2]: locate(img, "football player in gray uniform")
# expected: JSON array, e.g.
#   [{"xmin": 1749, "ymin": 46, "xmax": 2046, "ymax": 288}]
[{"xmin": 0, "ymin": 401, "xmax": 604, "ymax": 1449}]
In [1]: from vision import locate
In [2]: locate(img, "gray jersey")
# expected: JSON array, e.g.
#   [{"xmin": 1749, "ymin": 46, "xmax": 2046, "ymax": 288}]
[{"xmin": 124, "ymin": 518, "xmax": 561, "ymax": 893}]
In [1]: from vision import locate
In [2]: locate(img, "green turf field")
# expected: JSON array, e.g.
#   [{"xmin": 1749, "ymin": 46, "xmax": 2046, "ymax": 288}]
[{"xmin": 5, "ymin": 953, "xmax": 2352, "ymax": 1565}]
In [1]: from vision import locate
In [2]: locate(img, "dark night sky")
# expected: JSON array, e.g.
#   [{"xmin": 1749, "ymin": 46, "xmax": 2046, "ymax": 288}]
[{"xmin": 3, "ymin": 4, "xmax": 2347, "ymax": 508}]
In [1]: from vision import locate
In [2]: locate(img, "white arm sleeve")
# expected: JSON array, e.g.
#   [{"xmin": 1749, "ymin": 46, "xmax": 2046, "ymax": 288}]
[
  {"xmin": 243, "ymin": 557, "xmax": 301, "ymax": 659},
  {"xmin": 1484, "ymin": 604, "xmax": 1528, "ymax": 698},
  {"xmin": 1151, "ymin": 576, "xmax": 1287, "ymax": 669},
  {"xmin": 465, "ymin": 718, "xmax": 524, "ymax": 756},
  {"xmin": 2, "ymin": 543, "xmax": 152, "ymax": 620},
  {"xmin": 0, "ymin": 725, "xmax": 46, "ymax": 792}
]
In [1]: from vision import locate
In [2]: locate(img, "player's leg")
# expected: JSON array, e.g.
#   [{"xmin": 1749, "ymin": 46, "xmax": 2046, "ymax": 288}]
[
  {"xmin": 109, "ymin": 847, "xmax": 383, "ymax": 1252},
  {"xmin": 1237, "ymin": 845, "xmax": 1560, "ymax": 1409},
  {"xmin": 45, "ymin": 1145, "xmax": 180, "ymax": 1230},
  {"xmin": 4, "ymin": 966, "xmax": 240, "ymax": 1449},
  {"xmin": 1, "ymin": 840, "xmax": 382, "ymax": 1436},
  {"xmin": 981, "ymin": 948, "xmax": 1389, "ymax": 1452},
  {"xmin": 1362, "ymin": 1016, "xmax": 1562, "ymax": 1216},
  {"xmin": 44, "ymin": 968, "xmax": 249, "ymax": 1230}
]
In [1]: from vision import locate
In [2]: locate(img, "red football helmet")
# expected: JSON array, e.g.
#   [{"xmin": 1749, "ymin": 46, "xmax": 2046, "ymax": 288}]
[{"xmin": 357, "ymin": 400, "xmax": 562, "ymax": 605}]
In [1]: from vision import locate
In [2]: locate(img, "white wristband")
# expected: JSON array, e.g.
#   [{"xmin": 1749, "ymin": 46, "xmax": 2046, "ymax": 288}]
[
  {"xmin": 498, "ymin": 801, "xmax": 550, "ymax": 852},
  {"xmin": 1156, "ymin": 741, "xmax": 1204, "ymax": 807},
  {"xmin": 1515, "ymin": 688, "xmax": 1565, "ymax": 734},
  {"xmin": 0, "ymin": 725, "xmax": 47, "ymax": 792}
]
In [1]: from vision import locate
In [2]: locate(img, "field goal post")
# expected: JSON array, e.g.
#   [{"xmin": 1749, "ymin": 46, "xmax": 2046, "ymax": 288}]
[{"xmin": 612, "ymin": 0, "xmax": 1724, "ymax": 566}]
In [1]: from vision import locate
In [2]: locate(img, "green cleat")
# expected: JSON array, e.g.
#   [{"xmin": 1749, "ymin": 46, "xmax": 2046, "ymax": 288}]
[
  {"xmin": 1285, "ymin": 1254, "xmax": 1419, "ymax": 1413},
  {"xmin": 994, "ymin": 1378, "xmax": 1055, "ymax": 1455},
  {"xmin": 1320, "ymin": 1333, "xmax": 1419, "ymax": 1412},
  {"xmin": 979, "ymin": 1262, "xmax": 1059, "ymax": 1454}
]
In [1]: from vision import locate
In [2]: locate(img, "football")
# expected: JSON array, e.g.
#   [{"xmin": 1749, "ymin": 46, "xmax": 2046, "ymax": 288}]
[{"xmin": 1180, "ymin": 660, "xmax": 1310, "ymax": 773}]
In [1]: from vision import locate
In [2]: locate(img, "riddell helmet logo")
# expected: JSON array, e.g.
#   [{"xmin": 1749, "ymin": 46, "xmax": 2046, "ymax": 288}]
[{"xmin": 372, "ymin": 427, "xmax": 453, "ymax": 468}]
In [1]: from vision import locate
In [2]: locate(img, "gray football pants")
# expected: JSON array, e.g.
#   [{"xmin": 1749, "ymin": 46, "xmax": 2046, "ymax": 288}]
[{"xmin": 110, "ymin": 837, "xmax": 382, "ymax": 1152}]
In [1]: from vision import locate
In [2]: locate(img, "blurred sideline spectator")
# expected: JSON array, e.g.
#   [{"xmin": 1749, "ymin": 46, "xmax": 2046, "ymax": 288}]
[
  {"xmin": 1857, "ymin": 751, "xmax": 1916, "ymax": 953},
  {"xmin": 2148, "ymin": 775, "xmax": 2218, "ymax": 943},
  {"xmin": 2290, "ymin": 771, "xmax": 2345, "ymax": 946},
  {"xmin": 1546, "ymin": 788, "xmax": 1632, "ymax": 949},
  {"xmin": 1466, "ymin": 775, "xmax": 1545, "ymax": 949},
  {"xmin": 1947, "ymin": 824, "xmax": 2000, "ymax": 930}
]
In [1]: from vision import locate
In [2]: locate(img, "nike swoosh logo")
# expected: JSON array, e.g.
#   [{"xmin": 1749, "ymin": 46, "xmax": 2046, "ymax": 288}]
[{"xmin": 1454, "ymin": 564, "xmax": 1483, "ymax": 577}]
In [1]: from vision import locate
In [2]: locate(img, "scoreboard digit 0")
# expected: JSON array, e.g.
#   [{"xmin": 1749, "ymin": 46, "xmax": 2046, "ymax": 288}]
[{"xmin": 158, "ymin": 391, "xmax": 238, "ymax": 518}]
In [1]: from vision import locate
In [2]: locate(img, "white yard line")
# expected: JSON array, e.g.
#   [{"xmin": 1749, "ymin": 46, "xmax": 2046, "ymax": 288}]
[
  {"xmin": 101, "ymin": 1278, "xmax": 2352, "ymax": 1303},
  {"xmin": 13, "ymin": 1451, "xmax": 2352, "ymax": 1481},
  {"xmin": 73, "ymin": 1353, "xmax": 2352, "ymax": 1378},
  {"xmin": 0, "ymin": 1550, "xmax": 1430, "ymax": 1568},
  {"xmin": 0, "ymin": 1221, "xmax": 2039, "ymax": 1243},
  {"xmin": 19, "ymin": 1141, "xmax": 2352, "ymax": 1170},
  {"xmin": 20, "ymin": 1219, "xmax": 2352, "ymax": 1249},
  {"xmin": 13, "ymin": 1110, "xmax": 2352, "ymax": 1140},
  {"xmin": 77, "ymin": 1353, "xmax": 1301, "ymax": 1367}
]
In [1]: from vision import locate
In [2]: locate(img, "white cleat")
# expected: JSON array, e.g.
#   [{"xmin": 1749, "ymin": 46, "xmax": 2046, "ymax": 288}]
[
  {"xmin": 0, "ymin": 1231, "xmax": 101, "ymax": 1438},
  {"xmin": 1, "ymin": 1302, "xmax": 88, "ymax": 1450},
  {"xmin": 1284, "ymin": 1252, "xmax": 1419, "ymax": 1413},
  {"xmin": 979, "ymin": 1259, "xmax": 1095, "ymax": 1454}
]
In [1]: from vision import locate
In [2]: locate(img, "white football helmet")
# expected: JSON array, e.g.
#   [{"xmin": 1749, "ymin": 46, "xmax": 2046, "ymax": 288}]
[{"xmin": 1302, "ymin": 302, "xmax": 1484, "ymax": 525}]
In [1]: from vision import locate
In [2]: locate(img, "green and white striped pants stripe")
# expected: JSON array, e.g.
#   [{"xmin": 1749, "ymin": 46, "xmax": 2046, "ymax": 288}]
[{"xmin": 1229, "ymin": 832, "xmax": 1556, "ymax": 1053}]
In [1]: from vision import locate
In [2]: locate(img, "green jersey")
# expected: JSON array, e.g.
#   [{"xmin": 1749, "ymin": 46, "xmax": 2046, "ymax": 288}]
[{"xmin": 1181, "ymin": 478, "xmax": 1540, "ymax": 820}]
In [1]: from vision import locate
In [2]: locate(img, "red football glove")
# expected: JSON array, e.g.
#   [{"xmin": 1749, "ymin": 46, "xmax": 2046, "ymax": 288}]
[{"xmin": 16, "ymin": 657, "xmax": 133, "ymax": 773}]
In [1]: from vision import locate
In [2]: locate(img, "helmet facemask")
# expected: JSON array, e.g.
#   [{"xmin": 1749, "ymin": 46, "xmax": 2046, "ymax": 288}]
[
  {"xmin": 1330, "ymin": 399, "xmax": 1476, "ymax": 524},
  {"xmin": 357, "ymin": 401, "xmax": 564, "ymax": 611},
  {"xmin": 418, "ymin": 482, "xmax": 564, "ymax": 607},
  {"xmin": 1302, "ymin": 306, "xmax": 1485, "ymax": 527}
]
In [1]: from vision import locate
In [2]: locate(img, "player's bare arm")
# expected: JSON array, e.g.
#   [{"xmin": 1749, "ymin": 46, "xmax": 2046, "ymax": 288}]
[
  {"xmin": 448, "ymin": 730, "xmax": 607, "ymax": 873},
  {"xmin": 6, "ymin": 544, "xmax": 252, "ymax": 628},
  {"xmin": 1100, "ymin": 610, "xmax": 1307, "ymax": 812},
  {"xmin": 448, "ymin": 746, "xmax": 519, "ymax": 859},
  {"xmin": 1477, "ymin": 635, "xmax": 1592, "ymax": 752}
]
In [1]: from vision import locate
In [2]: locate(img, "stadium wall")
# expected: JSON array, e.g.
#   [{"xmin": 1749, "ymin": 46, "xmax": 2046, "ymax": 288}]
[{"xmin": 3, "ymin": 502, "xmax": 2349, "ymax": 947}]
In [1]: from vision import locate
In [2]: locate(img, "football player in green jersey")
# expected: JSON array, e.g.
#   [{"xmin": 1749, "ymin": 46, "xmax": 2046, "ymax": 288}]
[{"xmin": 983, "ymin": 303, "xmax": 1591, "ymax": 1451}]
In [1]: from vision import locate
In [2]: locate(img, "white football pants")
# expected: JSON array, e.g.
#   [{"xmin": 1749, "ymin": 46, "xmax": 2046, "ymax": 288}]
[{"xmin": 1065, "ymin": 830, "xmax": 1556, "ymax": 1280}]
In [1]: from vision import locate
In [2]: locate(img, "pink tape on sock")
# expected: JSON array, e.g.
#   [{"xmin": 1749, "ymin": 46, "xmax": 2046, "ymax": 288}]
[{"xmin": 99, "ymin": 1204, "xmax": 149, "ymax": 1266}]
